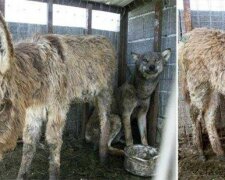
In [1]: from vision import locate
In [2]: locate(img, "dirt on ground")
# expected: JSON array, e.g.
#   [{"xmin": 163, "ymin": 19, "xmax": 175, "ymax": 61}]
[
  {"xmin": 0, "ymin": 135, "xmax": 151, "ymax": 180},
  {"xmin": 179, "ymin": 143, "xmax": 225, "ymax": 180}
]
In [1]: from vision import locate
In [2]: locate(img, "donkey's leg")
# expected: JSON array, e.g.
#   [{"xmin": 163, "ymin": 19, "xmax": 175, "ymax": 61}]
[
  {"xmin": 17, "ymin": 106, "xmax": 45, "ymax": 180},
  {"xmin": 189, "ymin": 105, "xmax": 205, "ymax": 161},
  {"xmin": 204, "ymin": 92, "xmax": 224, "ymax": 159},
  {"xmin": 96, "ymin": 90, "xmax": 111, "ymax": 163},
  {"xmin": 46, "ymin": 108, "xmax": 66, "ymax": 180}
]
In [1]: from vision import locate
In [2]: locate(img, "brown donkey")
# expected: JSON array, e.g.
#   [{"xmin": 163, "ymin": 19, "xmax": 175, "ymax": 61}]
[
  {"xmin": 180, "ymin": 28, "xmax": 225, "ymax": 161},
  {"xmin": 0, "ymin": 13, "xmax": 116, "ymax": 179}
]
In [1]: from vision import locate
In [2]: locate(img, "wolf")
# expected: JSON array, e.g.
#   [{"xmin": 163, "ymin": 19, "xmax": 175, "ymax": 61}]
[
  {"xmin": 0, "ymin": 12, "xmax": 116, "ymax": 179},
  {"xmin": 85, "ymin": 49, "xmax": 171, "ymax": 152}
]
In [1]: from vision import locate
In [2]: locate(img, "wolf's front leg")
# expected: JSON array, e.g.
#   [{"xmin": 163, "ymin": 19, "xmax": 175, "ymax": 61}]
[
  {"xmin": 137, "ymin": 102, "xmax": 150, "ymax": 145},
  {"xmin": 137, "ymin": 112, "xmax": 148, "ymax": 145},
  {"xmin": 122, "ymin": 112, "xmax": 133, "ymax": 146}
]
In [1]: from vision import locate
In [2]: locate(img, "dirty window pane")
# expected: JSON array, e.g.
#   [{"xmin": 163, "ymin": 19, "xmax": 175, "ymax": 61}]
[
  {"xmin": 92, "ymin": 10, "xmax": 120, "ymax": 32},
  {"xmin": 5, "ymin": 0, "xmax": 47, "ymax": 25},
  {"xmin": 53, "ymin": 4, "xmax": 87, "ymax": 28}
]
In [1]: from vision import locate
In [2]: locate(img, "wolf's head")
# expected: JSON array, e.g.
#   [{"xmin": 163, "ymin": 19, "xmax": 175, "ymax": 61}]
[{"xmin": 131, "ymin": 49, "xmax": 171, "ymax": 79}]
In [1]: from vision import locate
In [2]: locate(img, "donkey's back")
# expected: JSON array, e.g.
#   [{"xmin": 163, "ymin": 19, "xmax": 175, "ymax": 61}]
[{"xmin": 31, "ymin": 34, "xmax": 116, "ymax": 103}]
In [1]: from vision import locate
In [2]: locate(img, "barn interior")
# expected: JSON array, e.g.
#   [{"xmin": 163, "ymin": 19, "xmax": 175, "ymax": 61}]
[
  {"xmin": 0, "ymin": 0, "xmax": 176, "ymax": 179},
  {"xmin": 179, "ymin": 0, "xmax": 225, "ymax": 179}
]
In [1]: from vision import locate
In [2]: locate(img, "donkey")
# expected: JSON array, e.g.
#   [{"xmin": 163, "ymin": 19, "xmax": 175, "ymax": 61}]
[
  {"xmin": 180, "ymin": 28, "xmax": 225, "ymax": 161},
  {"xmin": 85, "ymin": 49, "xmax": 171, "ymax": 150},
  {"xmin": 0, "ymin": 13, "xmax": 116, "ymax": 179}
]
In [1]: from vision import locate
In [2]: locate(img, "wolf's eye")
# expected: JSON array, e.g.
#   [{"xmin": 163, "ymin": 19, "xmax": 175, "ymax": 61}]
[
  {"xmin": 0, "ymin": 102, "xmax": 5, "ymax": 113},
  {"xmin": 143, "ymin": 58, "xmax": 148, "ymax": 63}
]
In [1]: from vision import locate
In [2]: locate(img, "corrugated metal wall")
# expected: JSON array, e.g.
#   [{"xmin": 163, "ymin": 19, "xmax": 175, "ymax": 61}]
[{"xmin": 127, "ymin": 0, "xmax": 176, "ymax": 143}]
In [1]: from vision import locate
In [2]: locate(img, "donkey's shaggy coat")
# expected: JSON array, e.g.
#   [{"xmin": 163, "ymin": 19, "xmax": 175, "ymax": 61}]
[
  {"xmin": 180, "ymin": 28, "xmax": 225, "ymax": 161},
  {"xmin": 0, "ymin": 13, "xmax": 116, "ymax": 179}
]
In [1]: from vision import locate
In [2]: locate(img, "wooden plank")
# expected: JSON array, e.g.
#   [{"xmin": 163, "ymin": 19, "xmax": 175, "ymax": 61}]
[
  {"xmin": 147, "ymin": 0, "xmax": 162, "ymax": 146},
  {"xmin": 125, "ymin": 0, "xmax": 149, "ymax": 12},
  {"xmin": 47, "ymin": 0, "xmax": 53, "ymax": 33},
  {"xmin": 0, "ymin": 0, "xmax": 5, "ymax": 16},
  {"xmin": 87, "ymin": 4, "xmax": 92, "ymax": 35},
  {"xmin": 81, "ymin": 4, "xmax": 92, "ymax": 140},
  {"xmin": 183, "ymin": 0, "xmax": 192, "ymax": 32},
  {"xmin": 31, "ymin": 0, "xmax": 122, "ymax": 13},
  {"xmin": 179, "ymin": 10, "xmax": 183, "ymax": 38},
  {"xmin": 118, "ymin": 8, "xmax": 128, "ymax": 87}
]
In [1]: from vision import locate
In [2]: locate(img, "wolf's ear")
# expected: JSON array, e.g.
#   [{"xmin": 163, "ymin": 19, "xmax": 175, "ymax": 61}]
[
  {"xmin": 161, "ymin": 48, "xmax": 171, "ymax": 62},
  {"xmin": 131, "ymin": 52, "xmax": 140, "ymax": 62},
  {"xmin": 0, "ymin": 12, "xmax": 14, "ymax": 74}
]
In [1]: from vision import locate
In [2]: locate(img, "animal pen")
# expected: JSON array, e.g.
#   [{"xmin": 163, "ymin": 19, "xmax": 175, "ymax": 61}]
[
  {"xmin": 0, "ymin": 0, "xmax": 176, "ymax": 179},
  {"xmin": 179, "ymin": 0, "xmax": 225, "ymax": 179}
]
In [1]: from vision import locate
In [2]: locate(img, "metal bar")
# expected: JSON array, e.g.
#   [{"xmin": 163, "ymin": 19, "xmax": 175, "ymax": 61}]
[
  {"xmin": 47, "ymin": 0, "xmax": 53, "ymax": 33},
  {"xmin": 147, "ymin": 0, "xmax": 163, "ymax": 146},
  {"xmin": 183, "ymin": 0, "xmax": 192, "ymax": 32},
  {"xmin": 118, "ymin": 8, "xmax": 128, "ymax": 87}
]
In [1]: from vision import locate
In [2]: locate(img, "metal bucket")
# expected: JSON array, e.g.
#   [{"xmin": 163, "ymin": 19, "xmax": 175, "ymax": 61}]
[{"xmin": 124, "ymin": 145, "xmax": 158, "ymax": 177}]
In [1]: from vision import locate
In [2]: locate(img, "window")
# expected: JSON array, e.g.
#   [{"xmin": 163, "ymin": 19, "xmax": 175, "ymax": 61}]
[
  {"xmin": 5, "ymin": 0, "xmax": 120, "ymax": 32},
  {"xmin": 53, "ymin": 4, "xmax": 87, "ymax": 28},
  {"xmin": 5, "ymin": 0, "xmax": 47, "ymax": 24},
  {"xmin": 92, "ymin": 10, "xmax": 120, "ymax": 32}
]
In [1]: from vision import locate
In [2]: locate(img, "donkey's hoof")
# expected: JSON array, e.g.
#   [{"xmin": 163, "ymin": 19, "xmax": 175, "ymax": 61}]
[
  {"xmin": 199, "ymin": 155, "xmax": 206, "ymax": 162},
  {"xmin": 217, "ymin": 155, "xmax": 225, "ymax": 161}
]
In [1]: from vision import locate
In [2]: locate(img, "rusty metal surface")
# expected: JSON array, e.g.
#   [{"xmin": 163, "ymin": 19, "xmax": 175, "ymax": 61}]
[{"xmin": 124, "ymin": 145, "xmax": 158, "ymax": 177}]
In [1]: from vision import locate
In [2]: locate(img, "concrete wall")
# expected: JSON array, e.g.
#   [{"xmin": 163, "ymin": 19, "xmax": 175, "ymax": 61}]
[
  {"xmin": 179, "ymin": 10, "xmax": 225, "ymax": 35},
  {"xmin": 127, "ymin": 0, "xmax": 176, "ymax": 143}
]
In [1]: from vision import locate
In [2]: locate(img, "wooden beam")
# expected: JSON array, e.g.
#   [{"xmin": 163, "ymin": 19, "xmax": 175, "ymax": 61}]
[
  {"xmin": 125, "ymin": 0, "xmax": 152, "ymax": 12},
  {"xmin": 179, "ymin": 10, "xmax": 183, "ymax": 38},
  {"xmin": 87, "ymin": 4, "xmax": 92, "ymax": 35},
  {"xmin": 47, "ymin": 0, "xmax": 53, "ymax": 33},
  {"xmin": 118, "ymin": 8, "xmax": 128, "ymax": 87},
  {"xmin": 183, "ymin": 0, "xmax": 192, "ymax": 32},
  {"xmin": 0, "ymin": 0, "xmax": 5, "ymax": 16},
  {"xmin": 31, "ymin": 0, "xmax": 122, "ymax": 13},
  {"xmin": 147, "ymin": 0, "xmax": 163, "ymax": 146}
]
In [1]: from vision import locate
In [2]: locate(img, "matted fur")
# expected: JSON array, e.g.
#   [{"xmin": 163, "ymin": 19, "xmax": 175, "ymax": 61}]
[
  {"xmin": 0, "ymin": 12, "xmax": 116, "ymax": 179},
  {"xmin": 180, "ymin": 28, "xmax": 225, "ymax": 160}
]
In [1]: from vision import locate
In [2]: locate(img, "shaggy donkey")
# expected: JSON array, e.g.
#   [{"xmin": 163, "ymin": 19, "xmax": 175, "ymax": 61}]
[
  {"xmin": 0, "ymin": 13, "xmax": 116, "ymax": 179},
  {"xmin": 180, "ymin": 28, "xmax": 225, "ymax": 161},
  {"xmin": 86, "ymin": 49, "xmax": 171, "ymax": 150}
]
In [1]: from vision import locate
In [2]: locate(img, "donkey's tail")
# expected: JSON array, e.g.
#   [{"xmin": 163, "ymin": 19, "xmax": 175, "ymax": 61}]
[{"xmin": 179, "ymin": 41, "xmax": 191, "ymax": 104}]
